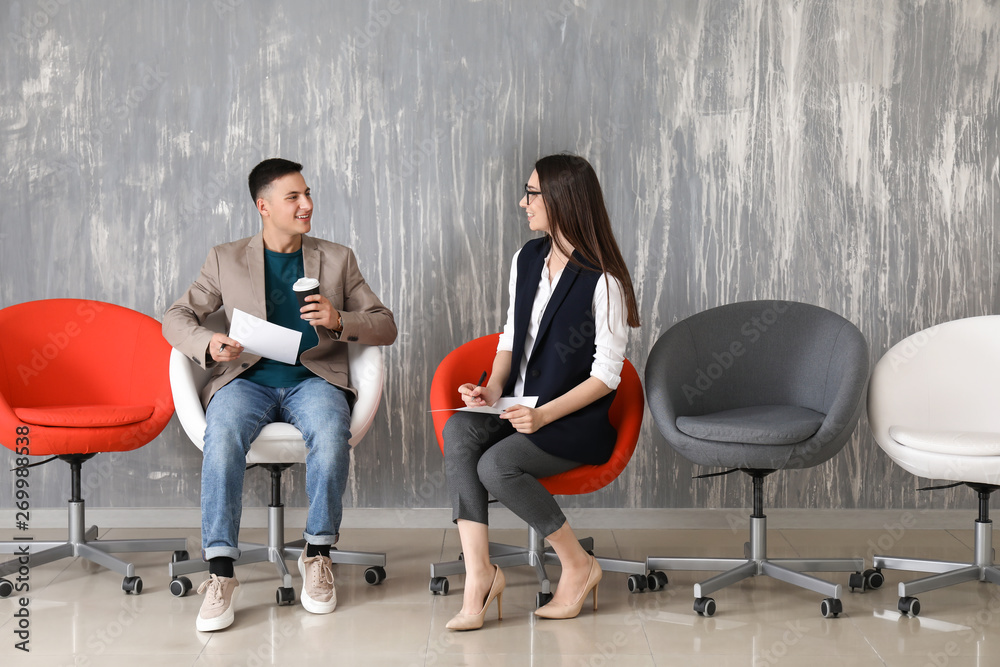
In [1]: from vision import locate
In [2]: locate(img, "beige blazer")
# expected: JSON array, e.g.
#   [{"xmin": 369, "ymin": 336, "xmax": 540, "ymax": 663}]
[{"xmin": 162, "ymin": 232, "xmax": 397, "ymax": 408}]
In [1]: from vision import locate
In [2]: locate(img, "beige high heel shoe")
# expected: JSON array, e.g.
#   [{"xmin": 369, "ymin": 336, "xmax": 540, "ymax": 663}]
[
  {"xmin": 446, "ymin": 564, "xmax": 505, "ymax": 631},
  {"xmin": 534, "ymin": 556, "xmax": 602, "ymax": 619}
]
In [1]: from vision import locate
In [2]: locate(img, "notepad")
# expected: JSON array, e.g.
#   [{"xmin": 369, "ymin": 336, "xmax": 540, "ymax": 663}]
[{"xmin": 429, "ymin": 396, "xmax": 539, "ymax": 414}]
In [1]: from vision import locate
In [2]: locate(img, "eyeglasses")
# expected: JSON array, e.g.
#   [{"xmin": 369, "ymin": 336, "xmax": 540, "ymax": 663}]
[{"xmin": 524, "ymin": 183, "xmax": 542, "ymax": 205}]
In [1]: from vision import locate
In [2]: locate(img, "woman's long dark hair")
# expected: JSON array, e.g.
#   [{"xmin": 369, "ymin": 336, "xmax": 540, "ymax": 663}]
[{"xmin": 535, "ymin": 154, "xmax": 640, "ymax": 327}]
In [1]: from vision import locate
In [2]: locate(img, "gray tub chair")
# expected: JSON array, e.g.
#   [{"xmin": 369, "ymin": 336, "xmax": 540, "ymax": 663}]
[{"xmin": 644, "ymin": 300, "xmax": 874, "ymax": 617}]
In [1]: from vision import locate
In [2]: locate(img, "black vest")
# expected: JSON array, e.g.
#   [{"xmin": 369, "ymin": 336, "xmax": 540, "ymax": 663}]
[{"xmin": 503, "ymin": 238, "xmax": 617, "ymax": 464}]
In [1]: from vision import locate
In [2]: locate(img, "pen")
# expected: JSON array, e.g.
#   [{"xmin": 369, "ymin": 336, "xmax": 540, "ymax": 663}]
[{"xmin": 471, "ymin": 371, "xmax": 488, "ymax": 404}]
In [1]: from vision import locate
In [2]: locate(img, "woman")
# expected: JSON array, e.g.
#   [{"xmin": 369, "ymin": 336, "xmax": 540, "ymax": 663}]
[{"xmin": 443, "ymin": 154, "xmax": 641, "ymax": 630}]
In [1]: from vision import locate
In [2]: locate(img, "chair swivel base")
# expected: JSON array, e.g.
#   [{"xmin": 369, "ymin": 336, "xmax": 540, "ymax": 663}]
[
  {"xmin": 647, "ymin": 514, "xmax": 870, "ymax": 618},
  {"xmin": 429, "ymin": 526, "xmax": 651, "ymax": 608},
  {"xmin": 168, "ymin": 503, "xmax": 387, "ymax": 606},
  {"xmin": 0, "ymin": 500, "xmax": 188, "ymax": 598},
  {"xmin": 874, "ymin": 486, "xmax": 1000, "ymax": 617}
]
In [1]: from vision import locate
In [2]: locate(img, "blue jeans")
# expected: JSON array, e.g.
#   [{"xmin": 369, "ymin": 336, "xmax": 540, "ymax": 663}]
[{"xmin": 201, "ymin": 377, "xmax": 352, "ymax": 561}]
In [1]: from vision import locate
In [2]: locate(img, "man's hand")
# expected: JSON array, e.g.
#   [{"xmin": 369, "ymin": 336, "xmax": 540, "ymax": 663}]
[
  {"xmin": 209, "ymin": 332, "xmax": 243, "ymax": 363},
  {"xmin": 301, "ymin": 294, "xmax": 341, "ymax": 330}
]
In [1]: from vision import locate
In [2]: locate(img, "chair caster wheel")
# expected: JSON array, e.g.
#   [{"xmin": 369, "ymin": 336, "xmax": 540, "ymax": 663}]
[
  {"xmin": 536, "ymin": 591, "xmax": 554, "ymax": 609},
  {"xmin": 820, "ymin": 598, "xmax": 842, "ymax": 618},
  {"xmin": 0, "ymin": 579, "xmax": 12, "ymax": 598},
  {"xmin": 364, "ymin": 566, "xmax": 386, "ymax": 585},
  {"xmin": 171, "ymin": 550, "xmax": 190, "ymax": 563},
  {"xmin": 122, "ymin": 576, "xmax": 142, "ymax": 595},
  {"xmin": 848, "ymin": 571, "xmax": 866, "ymax": 592},
  {"xmin": 694, "ymin": 597, "xmax": 716, "ymax": 616},
  {"xmin": 864, "ymin": 568, "xmax": 884, "ymax": 590},
  {"xmin": 627, "ymin": 574, "xmax": 647, "ymax": 593},
  {"xmin": 169, "ymin": 576, "xmax": 192, "ymax": 597},
  {"xmin": 429, "ymin": 577, "xmax": 449, "ymax": 595},
  {"xmin": 276, "ymin": 587, "xmax": 295, "ymax": 606},
  {"xmin": 647, "ymin": 570, "xmax": 668, "ymax": 591},
  {"xmin": 898, "ymin": 596, "xmax": 920, "ymax": 616}
]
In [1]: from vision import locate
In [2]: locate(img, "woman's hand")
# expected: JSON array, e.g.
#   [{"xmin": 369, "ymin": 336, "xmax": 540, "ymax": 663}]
[
  {"xmin": 499, "ymin": 404, "xmax": 549, "ymax": 434},
  {"xmin": 458, "ymin": 383, "xmax": 501, "ymax": 408}
]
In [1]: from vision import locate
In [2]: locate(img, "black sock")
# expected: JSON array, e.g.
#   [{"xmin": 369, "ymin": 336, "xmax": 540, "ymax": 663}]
[
  {"xmin": 208, "ymin": 557, "xmax": 235, "ymax": 578},
  {"xmin": 306, "ymin": 544, "xmax": 331, "ymax": 558}
]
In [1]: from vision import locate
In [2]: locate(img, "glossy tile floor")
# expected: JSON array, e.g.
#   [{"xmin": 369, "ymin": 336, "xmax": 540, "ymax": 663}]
[{"xmin": 2, "ymin": 525, "xmax": 999, "ymax": 666}]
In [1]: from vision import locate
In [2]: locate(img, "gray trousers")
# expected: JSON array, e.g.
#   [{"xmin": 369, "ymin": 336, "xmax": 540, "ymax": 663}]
[{"xmin": 443, "ymin": 411, "xmax": 580, "ymax": 538}]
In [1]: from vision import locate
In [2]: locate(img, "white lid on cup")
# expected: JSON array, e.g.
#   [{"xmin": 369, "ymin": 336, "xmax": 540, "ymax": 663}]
[{"xmin": 293, "ymin": 277, "xmax": 320, "ymax": 292}]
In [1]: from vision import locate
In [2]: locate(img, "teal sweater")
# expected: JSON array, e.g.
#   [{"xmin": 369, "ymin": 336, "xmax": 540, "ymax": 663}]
[{"xmin": 240, "ymin": 248, "xmax": 319, "ymax": 387}]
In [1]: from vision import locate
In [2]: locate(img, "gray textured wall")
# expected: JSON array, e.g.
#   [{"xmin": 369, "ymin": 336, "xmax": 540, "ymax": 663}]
[{"xmin": 1, "ymin": 0, "xmax": 998, "ymax": 514}]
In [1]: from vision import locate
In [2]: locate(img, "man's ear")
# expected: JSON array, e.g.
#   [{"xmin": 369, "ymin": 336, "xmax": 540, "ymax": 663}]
[{"xmin": 256, "ymin": 197, "xmax": 268, "ymax": 217}]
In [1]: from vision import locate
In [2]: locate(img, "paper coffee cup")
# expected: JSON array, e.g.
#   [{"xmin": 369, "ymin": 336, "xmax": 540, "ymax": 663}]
[{"xmin": 293, "ymin": 277, "xmax": 320, "ymax": 310}]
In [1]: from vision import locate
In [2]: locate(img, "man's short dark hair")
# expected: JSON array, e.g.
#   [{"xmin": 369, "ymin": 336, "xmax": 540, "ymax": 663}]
[{"xmin": 248, "ymin": 158, "xmax": 303, "ymax": 203}]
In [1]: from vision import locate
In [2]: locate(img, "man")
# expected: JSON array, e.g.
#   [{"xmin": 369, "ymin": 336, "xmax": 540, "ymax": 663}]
[{"xmin": 163, "ymin": 158, "xmax": 397, "ymax": 631}]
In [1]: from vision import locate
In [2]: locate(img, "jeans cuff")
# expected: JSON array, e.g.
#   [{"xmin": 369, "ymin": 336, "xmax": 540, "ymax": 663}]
[
  {"xmin": 203, "ymin": 546, "xmax": 241, "ymax": 561},
  {"xmin": 303, "ymin": 532, "xmax": 339, "ymax": 546}
]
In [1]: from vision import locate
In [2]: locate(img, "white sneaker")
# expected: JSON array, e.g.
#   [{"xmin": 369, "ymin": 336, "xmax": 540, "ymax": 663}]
[
  {"xmin": 298, "ymin": 550, "xmax": 337, "ymax": 614},
  {"xmin": 196, "ymin": 575, "xmax": 240, "ymax": 632}
]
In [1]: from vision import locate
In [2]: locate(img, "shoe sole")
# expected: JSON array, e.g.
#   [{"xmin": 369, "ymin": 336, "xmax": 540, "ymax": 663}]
[
  {"xmin": 196, "ymin": 586, "xmax": 239, "ymax": 632},
  {"xmin": 298, "ymin": 555, "xmax": 337, "ymax": 614}
]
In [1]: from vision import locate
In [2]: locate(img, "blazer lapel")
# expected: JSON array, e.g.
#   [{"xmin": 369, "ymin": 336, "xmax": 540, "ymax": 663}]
[
  {"xmin": 532, "ymin": 255, "xmax": 582, "ymax": 356},
  {"xmin": 245, "ymin": 233, "xmax": 268, "ymax": 319},
  {"xmin": 301, "ymin": 235, "xmax": 321, "ymax": 283},
  {"xmin": 512, "ymin": 248, "xmax": 547, "ymax": 349}
]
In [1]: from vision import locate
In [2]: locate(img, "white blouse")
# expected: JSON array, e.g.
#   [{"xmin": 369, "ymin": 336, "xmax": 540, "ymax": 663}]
[{"xmin": 497, "ymin": 248, "xmax": 628, "ymax": 397}]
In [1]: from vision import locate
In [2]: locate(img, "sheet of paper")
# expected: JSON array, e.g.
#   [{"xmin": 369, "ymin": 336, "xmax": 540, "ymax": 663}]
[
  {"xmin": 229, "ymin": 308, "xmax": 302, "ymax": 366},
  {"xmin": 429, "ymin": 396, "xmax": 539, "ymax": 414}
]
